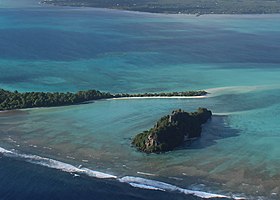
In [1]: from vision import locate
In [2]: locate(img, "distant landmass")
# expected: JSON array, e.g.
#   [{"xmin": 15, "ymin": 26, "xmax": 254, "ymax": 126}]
[{"xmin": 42, "ymin": 0, "xmax": 280, "ymax": 14}]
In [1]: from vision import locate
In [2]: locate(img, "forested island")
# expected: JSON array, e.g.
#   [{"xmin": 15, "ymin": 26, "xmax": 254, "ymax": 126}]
[
  {"xmin": 132, "ymin": 108, "xmax": 212, "ymax": 153},
  {"xmin": 0, "ymin": 89, "xmax": 207, "ymax": 111},
  {"xmin": 42, "ymin": 0, "xmax": 280, "ymax": 15}
]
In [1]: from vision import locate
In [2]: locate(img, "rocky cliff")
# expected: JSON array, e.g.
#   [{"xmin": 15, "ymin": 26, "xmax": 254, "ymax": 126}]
[{"xmin": 132, "ymin": 108, "xmax": 212, "ymax": 153}]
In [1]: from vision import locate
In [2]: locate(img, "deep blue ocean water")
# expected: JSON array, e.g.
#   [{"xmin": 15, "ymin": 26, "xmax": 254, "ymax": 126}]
[
  {"xmin": 1, "ymin": 1, "xmax": 280, "ymax": 200},
  {"xmin": 0, "ymin": 157, "xmax": 209, "ymax": 200}
]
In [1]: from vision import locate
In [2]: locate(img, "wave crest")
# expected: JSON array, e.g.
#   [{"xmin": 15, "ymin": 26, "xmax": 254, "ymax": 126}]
[{"xmin": 0, "ymin": 147, "xmax": 244, "ymax": 199}]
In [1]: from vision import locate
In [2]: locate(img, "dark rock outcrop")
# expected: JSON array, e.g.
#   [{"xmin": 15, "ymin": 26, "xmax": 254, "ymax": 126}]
[{"xmin": 132, "ymin": 108, "xmax": 212, "ymax": 153}]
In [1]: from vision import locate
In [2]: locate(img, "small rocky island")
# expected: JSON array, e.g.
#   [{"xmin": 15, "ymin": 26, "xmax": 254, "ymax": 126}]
[{"xmin": 132, "ymin": 108, "xmax": 212, "ymax": 153}]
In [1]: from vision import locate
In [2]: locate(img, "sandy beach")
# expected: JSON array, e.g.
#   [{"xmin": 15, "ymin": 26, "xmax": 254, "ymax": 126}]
[{"xmin": 111, "ymin": 95, "xmax": 208, "ymax": 100}]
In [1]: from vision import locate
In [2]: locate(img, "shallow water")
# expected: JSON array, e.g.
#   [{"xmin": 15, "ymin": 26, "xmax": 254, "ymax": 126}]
[{"xmin": 1, "ymin": 4, "xmax": 280, "ymax": 200}]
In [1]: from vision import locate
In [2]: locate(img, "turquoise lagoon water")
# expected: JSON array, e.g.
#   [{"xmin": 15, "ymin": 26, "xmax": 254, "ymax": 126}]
[{"xmin": 1, "ymin": 5, "xmax": 280, "ymax": 199}]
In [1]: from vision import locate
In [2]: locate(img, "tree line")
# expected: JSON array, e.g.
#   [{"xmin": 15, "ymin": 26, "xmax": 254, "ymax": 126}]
[{"xmin": 0, "ymin": 89, "xmax": 207, "ymax": 111}]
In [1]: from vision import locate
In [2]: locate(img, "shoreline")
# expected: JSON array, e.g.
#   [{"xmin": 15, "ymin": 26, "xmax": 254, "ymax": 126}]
[
  {"xmin": 0, "ymin": 88, "xmax": 207, "ymax": 111},
  {"xmin": 111, "ymin": 95, "xmax": 207, "ymax": 100},
  {"xmin": 0, "ymin": 95, "xmax": 207, "ymax": 113}
]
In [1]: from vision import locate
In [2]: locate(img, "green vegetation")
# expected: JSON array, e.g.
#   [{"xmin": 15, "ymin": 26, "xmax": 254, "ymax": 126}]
[
  {"xmin": 42, "ymin": 0, "xmax": 280, "ymax": 15},
  {"xmin": 0, "ymin": 89, "xmax": 113, "ymax": 111},
  {"xmin": 132, "ymin": 108, "xmax": 212, "ymax": 153},
  {"xmin": 0, "ymin": 89, "xmax": 207, "ymax": 111},
  {"xmin": 115, "ymin": 90, "xmax": 207, "ymax": 98}
]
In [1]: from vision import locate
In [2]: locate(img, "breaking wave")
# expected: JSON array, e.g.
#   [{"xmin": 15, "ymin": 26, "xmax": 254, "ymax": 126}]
[{"xmin": 0, "ymin": 147, "xmax": 244, "ymax": 199}]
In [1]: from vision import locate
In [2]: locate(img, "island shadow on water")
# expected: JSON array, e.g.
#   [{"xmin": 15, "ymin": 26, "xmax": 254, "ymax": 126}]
[
  {"xmin": 132, "ymin": 108, "xmax": 239, "ymax": 153},
  {"xmin": 181, "ymin": 115, "xmax": 239, "ymax": 150}
]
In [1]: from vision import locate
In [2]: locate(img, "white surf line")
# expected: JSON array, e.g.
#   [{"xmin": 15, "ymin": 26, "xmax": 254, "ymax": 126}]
[
  {"xmin": 213, "ymin": 110, "xmax": 253, "ymax": 116},
  {"xmin": 118, "ymin": 176, "xmax": 245, "ymax": 200},
  {"xmin": 0, "ymin": 147, "xmax": 117, "ymax": 179},
  {"xmin": 0, "ymin": 147, "xmax": 245, "ymax": 200},
  {"xmin": 137, "ymin": 171, "xmax": 157, "ymax": 176},
  {"xmin": 213, "ymin": 111, "xmax": 247, "ymax": 115}
]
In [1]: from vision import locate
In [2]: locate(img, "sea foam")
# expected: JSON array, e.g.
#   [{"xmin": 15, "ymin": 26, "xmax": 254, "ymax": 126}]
[
  {"xmin": 0, "ymin": 147, "xmax": 117, "ymax": 179},
  {"xmin": 0, "ymin": 147, "xmax": 244, "ymax": 199},
  {"xmin": 119, "ymin": 176, "xmax": 245, "ymax": 199}
]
